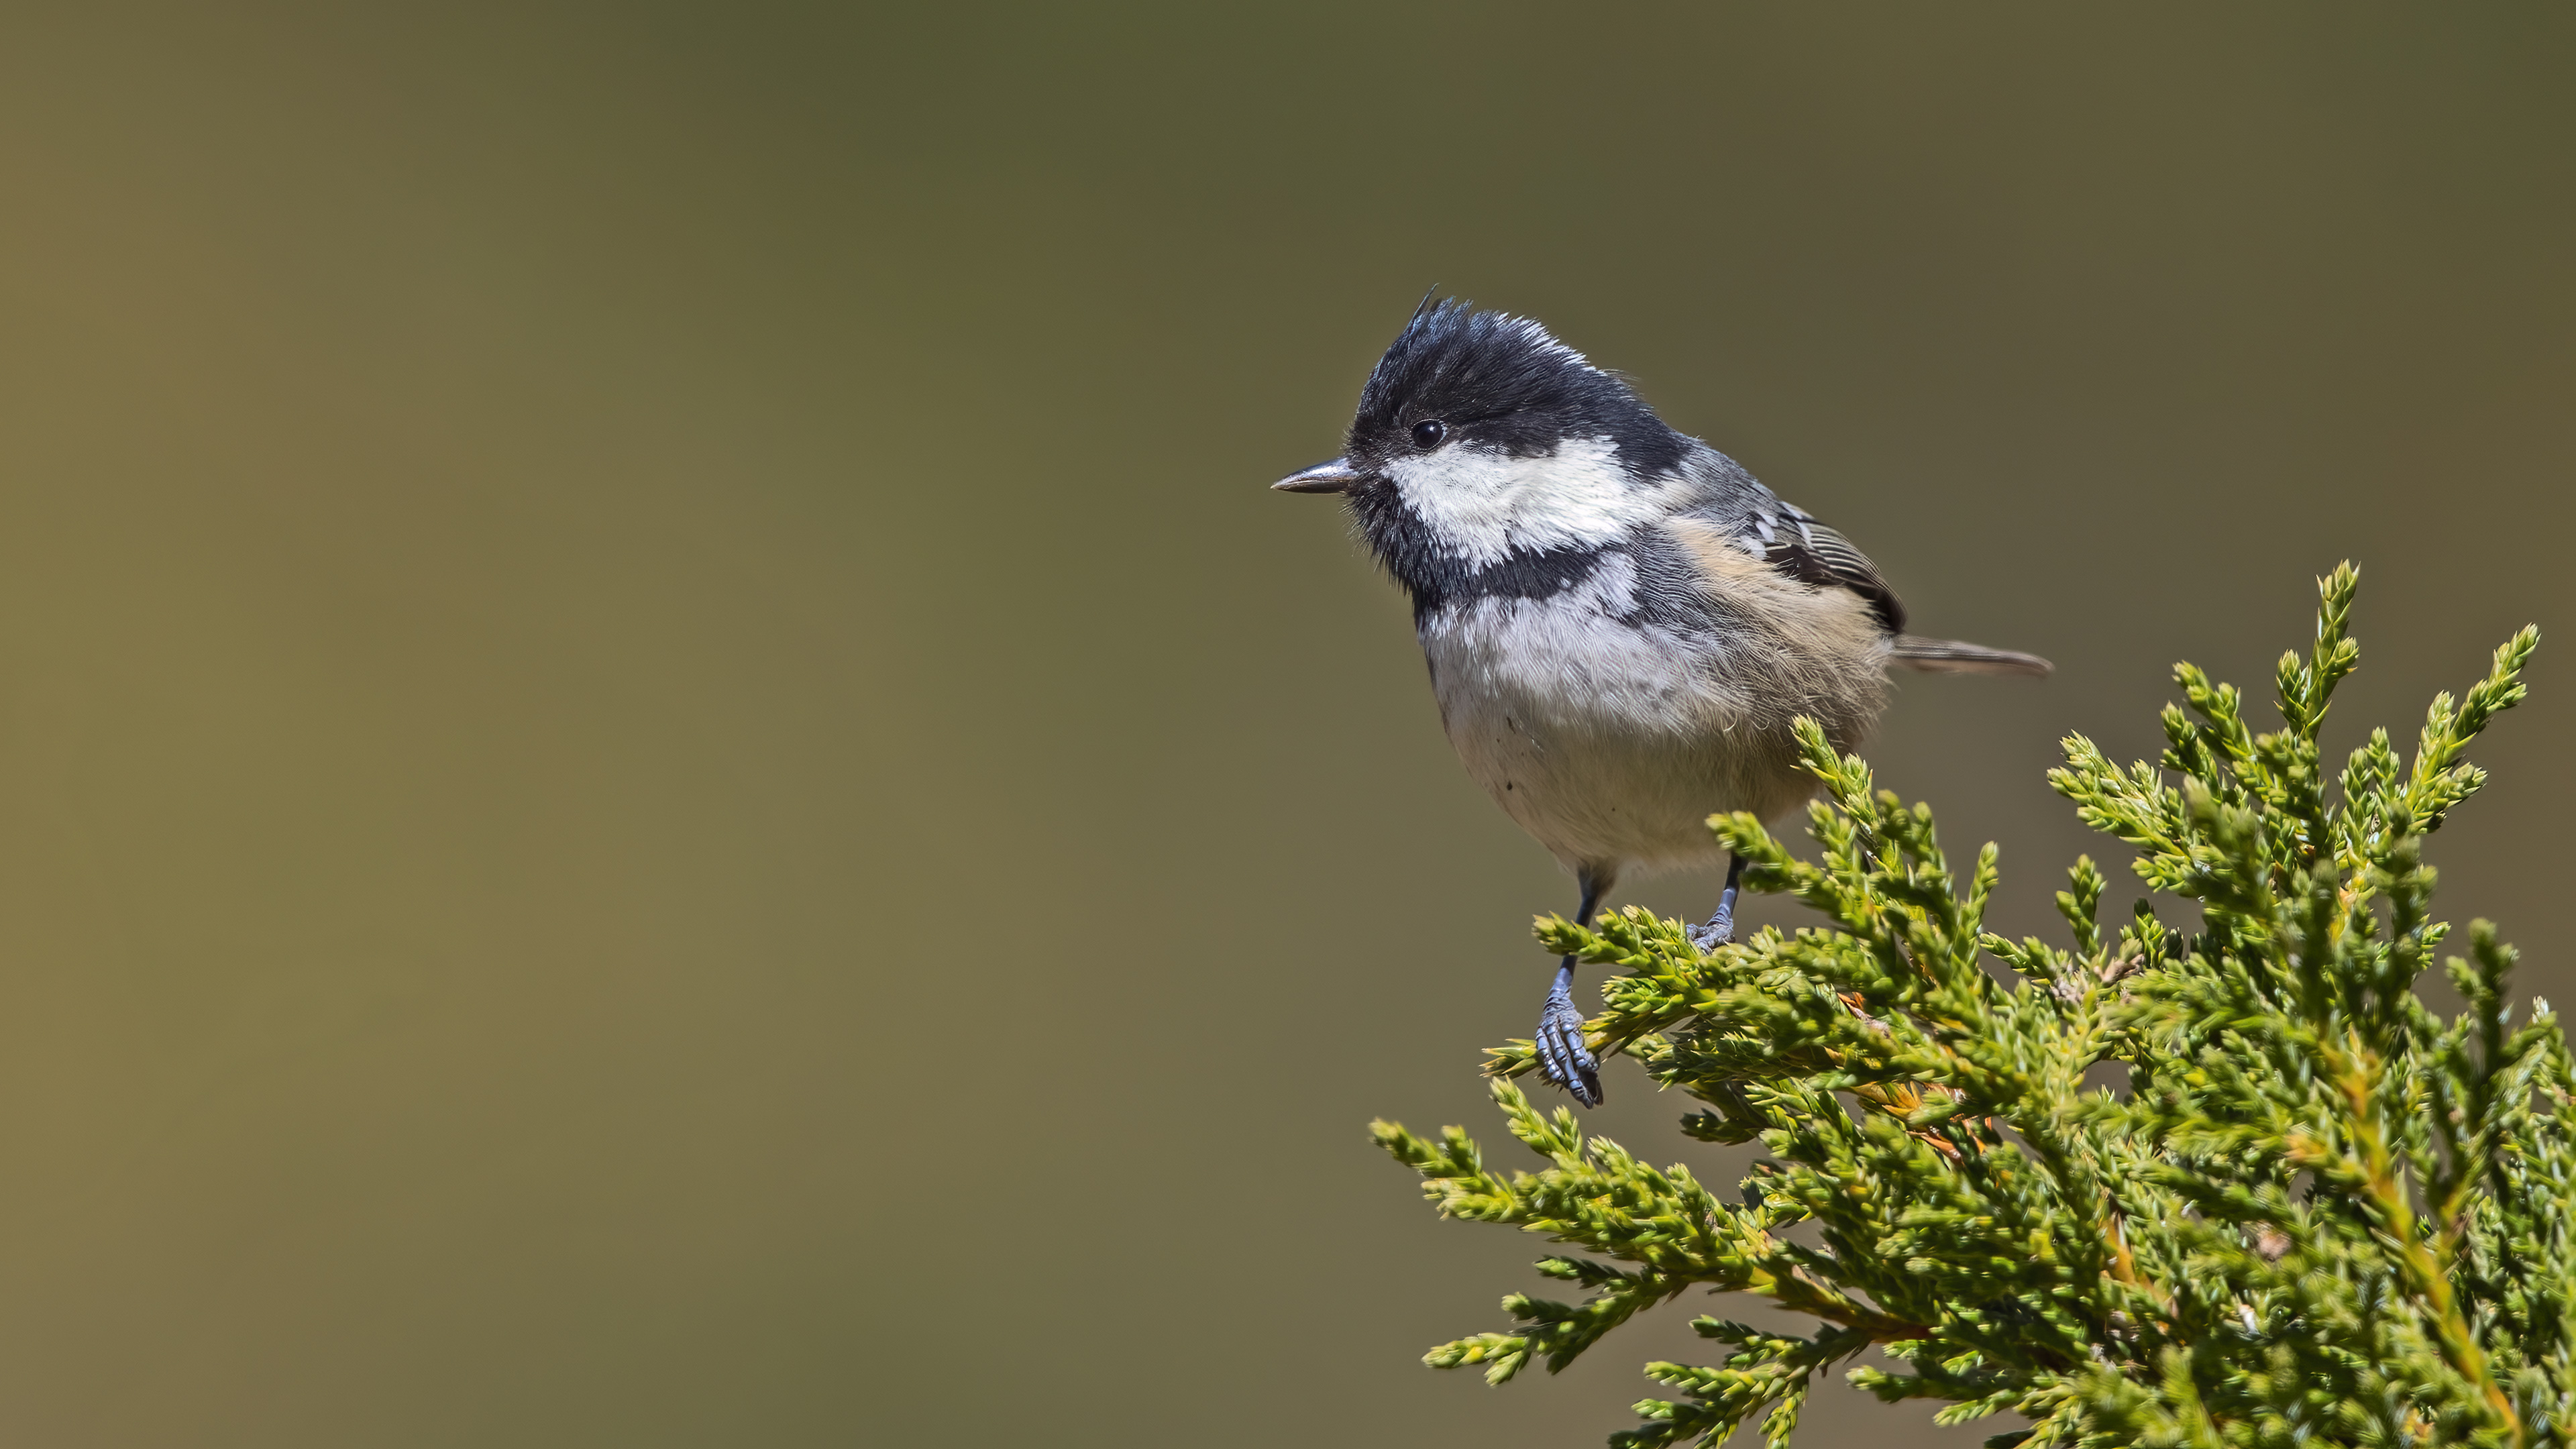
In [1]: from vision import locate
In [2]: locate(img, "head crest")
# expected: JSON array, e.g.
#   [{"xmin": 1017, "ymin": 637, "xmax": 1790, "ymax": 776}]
[{"xmin": 1346, "ymin": 297, "xmax": 1680, "ymax": 474}]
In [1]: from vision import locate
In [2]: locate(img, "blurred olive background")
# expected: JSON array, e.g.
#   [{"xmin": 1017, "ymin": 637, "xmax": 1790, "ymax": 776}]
[{"xmin": 0, "ymin": 3, "xmax": 2567, "ymax": 1444}]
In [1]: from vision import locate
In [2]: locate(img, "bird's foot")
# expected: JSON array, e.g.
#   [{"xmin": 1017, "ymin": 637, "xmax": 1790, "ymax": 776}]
[
  {"xmin": 1686, "ymin": 904, "xmax": 1735, "ymax": 955},
  {"xmin": 1534, "ymin": 960, "xmax": 1602, "ymax": 1107}
]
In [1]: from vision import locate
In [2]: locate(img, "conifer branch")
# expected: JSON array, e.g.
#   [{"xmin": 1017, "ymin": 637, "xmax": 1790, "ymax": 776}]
[{"xmin": 1378, "ymin": 566, "xmax": 2562, "ymax": 1446}]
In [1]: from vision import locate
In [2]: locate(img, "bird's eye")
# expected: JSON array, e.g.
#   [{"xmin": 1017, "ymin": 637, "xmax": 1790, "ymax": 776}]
[{"xmin": 1410, "ymin": 419, "xmax": 1447, "ymax": 449}]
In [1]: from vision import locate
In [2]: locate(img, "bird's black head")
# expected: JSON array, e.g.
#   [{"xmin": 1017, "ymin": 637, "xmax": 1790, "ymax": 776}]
[{"xmin": 1343, "ymin": 298, "xmax": 1685, "ymax": 478}]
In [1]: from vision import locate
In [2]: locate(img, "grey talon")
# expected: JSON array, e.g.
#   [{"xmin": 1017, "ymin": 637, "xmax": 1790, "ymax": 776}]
[
  {"xmin": 1536, "ymin": 960, "xmax": 1602, "ymax": 1106},
  {"xmin": 1692, "ymin": 853, "xmax": 1750, "ymax": 952},
  {"xmin": 1534, "ymin": 869, "xmax": 1612, "ymax": 1106}
]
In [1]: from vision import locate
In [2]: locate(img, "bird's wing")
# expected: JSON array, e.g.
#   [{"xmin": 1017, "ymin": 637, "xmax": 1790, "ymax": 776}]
[{"xmin": 1683, "ymin": 479, "xmax": 1909, "ymax": 635}]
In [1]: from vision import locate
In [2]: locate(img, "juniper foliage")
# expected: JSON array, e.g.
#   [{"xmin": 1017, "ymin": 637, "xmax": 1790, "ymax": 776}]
[{"xmin": 1373, "ymin": 567, "xmax": 2565, "ymax": 1448}]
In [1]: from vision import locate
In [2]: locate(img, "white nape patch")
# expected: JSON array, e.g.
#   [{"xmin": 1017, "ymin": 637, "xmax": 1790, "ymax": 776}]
[{"xmin": 1387, "ymin": 436, "xmax": 1681, "ymax": 568}]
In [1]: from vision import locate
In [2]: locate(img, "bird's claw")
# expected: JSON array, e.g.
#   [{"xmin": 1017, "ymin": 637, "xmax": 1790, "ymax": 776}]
[
  {"xmin": 1535, "ymin": 963, "xmax": 1602, "ymax": 1107},
  {"xmin": 1686, "ymin": 905, "xmax": 1735, "ymax": 955}
]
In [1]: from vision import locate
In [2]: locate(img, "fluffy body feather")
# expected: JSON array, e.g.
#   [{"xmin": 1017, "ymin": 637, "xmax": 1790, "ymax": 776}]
[{"xmin": 1419, "ymin": 502, "xmax": 1891, "ymax": 877}]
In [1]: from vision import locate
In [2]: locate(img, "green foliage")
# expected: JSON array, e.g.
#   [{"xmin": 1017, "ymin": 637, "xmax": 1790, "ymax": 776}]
[{"xmin": 1373, "ymin": 566, "xmax": 2570, "ymax": 1448}]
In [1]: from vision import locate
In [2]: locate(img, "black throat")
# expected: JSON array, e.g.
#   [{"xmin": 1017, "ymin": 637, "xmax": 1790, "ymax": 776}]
[{"xmin": 1344, "ymin": 482, "xmax": 1611, "ymax": 624}]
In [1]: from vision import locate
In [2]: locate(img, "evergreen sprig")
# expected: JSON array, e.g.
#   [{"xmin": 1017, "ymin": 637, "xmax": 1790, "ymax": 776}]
[{"xmin": 1375, "ymin": 566, "xmax": 2567, "ymax": 1447}]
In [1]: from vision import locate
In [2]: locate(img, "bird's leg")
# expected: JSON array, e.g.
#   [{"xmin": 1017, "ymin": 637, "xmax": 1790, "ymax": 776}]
[
  {"xmin": 1534, "ymin": 868, "xmax": 1608, "ymax": 1108},
  {"xmin": 1687, "ymin": 853, "xmax": 1748, "ymax": 954}
]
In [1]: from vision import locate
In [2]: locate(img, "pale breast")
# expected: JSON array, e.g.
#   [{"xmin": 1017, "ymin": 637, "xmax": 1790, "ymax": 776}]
[{"xmin": 1415, "ymin": 531, "xmax": 1893, "ymax": 875}]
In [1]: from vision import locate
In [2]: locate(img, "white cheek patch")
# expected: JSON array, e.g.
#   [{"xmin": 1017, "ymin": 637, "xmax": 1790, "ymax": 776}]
[{"xmin": 1389, "ymin": 437, "xmax": 1680, "ymax": 568}]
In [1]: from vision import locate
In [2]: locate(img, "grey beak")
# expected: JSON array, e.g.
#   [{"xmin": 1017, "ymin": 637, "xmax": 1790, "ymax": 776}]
[{"xmin": 1271, "ymin": 457, "xmax": 1364, "ymax": 494}]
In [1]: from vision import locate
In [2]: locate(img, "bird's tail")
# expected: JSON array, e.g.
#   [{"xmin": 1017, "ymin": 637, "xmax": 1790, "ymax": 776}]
[{"xmin": 1892, "ymin": 635, "xmax": 2052, "ymax": 677}]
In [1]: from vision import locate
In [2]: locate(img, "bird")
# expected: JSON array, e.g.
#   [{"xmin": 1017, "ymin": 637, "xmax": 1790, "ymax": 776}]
[{"xmin": 1271, "ymin": 297, "xmax": 2048, "ymax": 1107}]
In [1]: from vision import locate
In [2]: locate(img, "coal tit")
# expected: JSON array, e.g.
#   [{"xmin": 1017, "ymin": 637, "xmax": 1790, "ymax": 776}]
[{"xmin": 1273, "ymin": 298, "xmax": 2047, "ymax": 1106}]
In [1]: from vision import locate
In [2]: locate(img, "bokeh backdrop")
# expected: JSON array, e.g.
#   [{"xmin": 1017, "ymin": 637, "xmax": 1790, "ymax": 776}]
[{"xmin": 0, "ymin": 3, "xmax": 2569, "ymax": 1444}]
